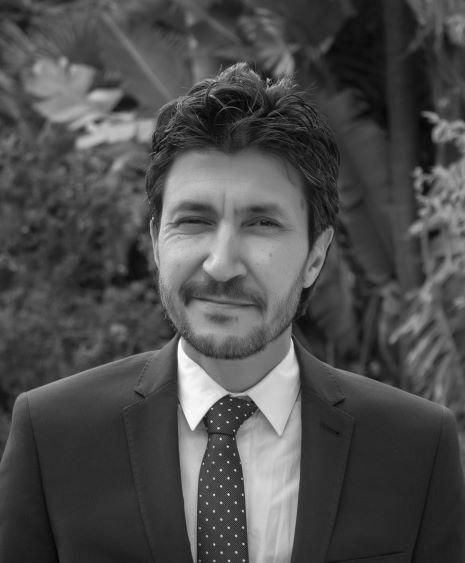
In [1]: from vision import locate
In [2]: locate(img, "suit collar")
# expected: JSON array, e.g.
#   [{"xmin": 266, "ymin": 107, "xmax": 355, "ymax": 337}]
[
  {"xmin": 124, "ymin": 334, "xmax": 193, "ymax": 563},
  {"xmin": 133, "ymin": 334, "xmax": 180, "ymax": 398},
  {"xmin": 291, "ymin": 338, "xmax": 354, "ymax": 563},
  {"xmin": 125, "ymin": 334, "xmax": 353, "ymax": 563},
  {"xmin": 134, "ymin": 333, "xmax": 346, "ymax": 405},
  {"xmin": 293, "ymin": 335, "xmax": 346, "ymax": 406}
]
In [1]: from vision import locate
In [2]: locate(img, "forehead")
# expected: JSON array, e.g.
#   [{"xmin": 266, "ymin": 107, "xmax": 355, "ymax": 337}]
[{"xmin": 162, "ymin": 149, "xmax": 306, "ymax": 216}]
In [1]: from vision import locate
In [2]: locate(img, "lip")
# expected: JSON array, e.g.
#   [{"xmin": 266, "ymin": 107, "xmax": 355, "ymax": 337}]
[{"xmin": 193, "ymin": 297, "xmax": 255, "ymax": 307}]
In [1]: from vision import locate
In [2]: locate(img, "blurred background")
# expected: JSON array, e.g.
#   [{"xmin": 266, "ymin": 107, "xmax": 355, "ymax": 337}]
[{"xmin": 1, "ymin": 0, "xmax": 465, "ymax": 468}]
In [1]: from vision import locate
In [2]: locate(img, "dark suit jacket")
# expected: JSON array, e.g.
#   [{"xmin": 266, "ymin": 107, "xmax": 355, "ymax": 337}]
[{"xmin": 0, "ymin": 336, "xmax": 464, "ymax": 563}]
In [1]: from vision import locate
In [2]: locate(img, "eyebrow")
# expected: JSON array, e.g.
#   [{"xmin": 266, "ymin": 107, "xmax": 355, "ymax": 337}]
[
  {"xmin": 171, "ymin": 202, "xmax": 214, "ymax": 214},
  {"xmin": 171, "ymin": 201, "xmax": 287, "ymax": 217}
]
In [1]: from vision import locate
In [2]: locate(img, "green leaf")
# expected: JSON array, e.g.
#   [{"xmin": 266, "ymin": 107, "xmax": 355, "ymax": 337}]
[
  {"xmin": 406, "ymin": 324, "xmax": 439, "ymax": 369},
  {"xmin": 420, "ymin": 332, "xmax": 448, "ymax": 373},
  {"xmin": 432, "ymin": 354, "xmax": 453, "ymax": 404},
  {"xmin": 24, "ymin": 58, "xmax": 95, "ymax": 99},
  {"xmin": 239, "ymin": 10, "xmax": 296, "ymax": 76},
  {"xmin": 97, "ymin": 13, "xmax": 189, "ymax": 112},
  {"xmin": 23, "ymin": 57, "xmax": 123, "ymax": 126},
  {"xmin": 247, "ymin": 0, "xmax": 352, "ymax": 47},
  {"xmin": 320, "ymin": 91, "xmax": 396, "ymax": 286},
  {"xmin": 173, "ymin": 0, "xmax": 242, "ymax": 45},
  {"xmin": 76, "ymin": 116, "xmax": 153, "ymax": 149},
  {"xmin": 0, "ymin": 20, "xmax": 37, "ymax": 72}
]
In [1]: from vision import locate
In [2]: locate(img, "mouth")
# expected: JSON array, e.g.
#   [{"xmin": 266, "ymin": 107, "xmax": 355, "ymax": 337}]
[{"xmin": 192, "ymin": 296, "xmax": 256, "ymax": 307}]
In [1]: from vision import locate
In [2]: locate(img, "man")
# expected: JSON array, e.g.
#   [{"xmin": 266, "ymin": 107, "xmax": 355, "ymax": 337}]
[{"xmin": 0, "ymin": 63, "xmax": 464, "ymax": 563}]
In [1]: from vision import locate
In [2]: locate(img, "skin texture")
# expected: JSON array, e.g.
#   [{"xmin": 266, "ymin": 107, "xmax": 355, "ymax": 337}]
[{"xmin": 151, "ymin": 148, "xmax": 333, "ymax": 391}]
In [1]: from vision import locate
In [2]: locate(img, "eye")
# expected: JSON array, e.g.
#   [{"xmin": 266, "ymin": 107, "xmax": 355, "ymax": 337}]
[
  {"xmin": 172, "ymin": 216, "xmax": 214, "ymax": 232},
  {"xmin": 177, "ymin": 217, "xmax": 211, "ymax": 225},
  {"xmin": 246, "ymin": 217, "xmax": 280, "ymax": 228}
]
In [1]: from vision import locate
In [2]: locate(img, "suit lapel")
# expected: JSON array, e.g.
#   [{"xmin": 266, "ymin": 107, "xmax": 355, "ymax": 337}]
[
  {"xmin": 122, "ymin": 335, "xmax": 353, "ymax": 563},
  {"xmin": 123, "ymin": 336, "xmax": 193, "ymax": 563},
  {"xmin": 291, "ymin": 340, "xmax": 354, "ymax": 563}
]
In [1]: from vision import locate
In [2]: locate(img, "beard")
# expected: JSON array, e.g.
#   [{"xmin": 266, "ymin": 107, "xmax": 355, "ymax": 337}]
[{"xmin": 157, "ymin": 270, "xmax": 305, "ymax": 360}]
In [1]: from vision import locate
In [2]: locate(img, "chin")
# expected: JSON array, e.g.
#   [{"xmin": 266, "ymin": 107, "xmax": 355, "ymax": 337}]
[{"xmin": 183, "ymin": 330, "xmax": 269, "ymax": 360}]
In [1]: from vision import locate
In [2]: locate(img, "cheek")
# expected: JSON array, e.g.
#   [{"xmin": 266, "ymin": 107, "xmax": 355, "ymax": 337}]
[
  {"xmin": 158, "ymin": 241, "xmax": 202, "ymax": 280},
  {"xmin": 253, "ymin": 247, "xmax": 307, "ymax": 289},
  {"xmin": 263, "ymin": 243, "xmax": 308, "ymax": 272}
]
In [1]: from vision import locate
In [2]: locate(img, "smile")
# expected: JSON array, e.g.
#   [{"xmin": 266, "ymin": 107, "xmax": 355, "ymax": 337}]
[{"xmin": 193, "ymin": 297, "xmax": 255, "ymax": 307}]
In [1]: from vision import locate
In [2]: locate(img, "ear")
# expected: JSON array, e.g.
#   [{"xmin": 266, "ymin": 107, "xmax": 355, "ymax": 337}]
[
  {"xmin": 302, "ymin": 227, "xmax": 334, "ymax": 288},
  {"xmin": 149, "ymin": 219, "xmax": 160, "ymax": 270}
]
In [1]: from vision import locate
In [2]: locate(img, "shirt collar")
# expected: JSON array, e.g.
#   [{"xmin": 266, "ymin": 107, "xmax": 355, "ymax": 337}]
[{"xmin": 177, "ymin": 339, "xmax": 300, "ymax": 436}]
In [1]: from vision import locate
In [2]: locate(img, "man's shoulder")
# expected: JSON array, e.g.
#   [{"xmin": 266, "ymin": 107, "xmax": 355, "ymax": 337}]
[
  {"xmin": 28, "ymin": 350, "xmax": 154, "ymax": 399},
  {"xmin": 296, "ymin": 339, "xmax": 443, "ymax": 415},
  {"xmin": 5, "ymin": 340, "xmax": 180, "ymax": 461},
  {"xmin": 297, "ymin": 351, "xmax": 458, "ymax": 472},
  {"xmin": 23, "ymin": 342, "xmax": 174, "ymax": 419},
  {"xmin": 335, "ymin": 365, "xmax": 443, "ymax": 416},
  {"xmin": 298, "ymin": 342, "xmax": 447, "ymax": 433},
  {"xmin": 323, "ymin": 361, "xmax": 450, "ymax": 443}
]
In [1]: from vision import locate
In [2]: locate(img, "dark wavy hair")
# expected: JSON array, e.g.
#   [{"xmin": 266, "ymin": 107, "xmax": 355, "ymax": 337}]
[{"xmin": 146, "ymin": 62, "xmax": 340, "ymax": 315}]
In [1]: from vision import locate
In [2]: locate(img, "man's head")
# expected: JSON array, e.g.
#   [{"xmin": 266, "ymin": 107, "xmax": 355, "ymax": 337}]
[{"xmin": 146, "ymin": 63, "xmax": 339, "ymax": 359}]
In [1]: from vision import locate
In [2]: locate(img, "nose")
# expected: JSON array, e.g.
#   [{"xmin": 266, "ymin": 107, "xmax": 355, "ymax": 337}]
[{"xmin": 202, "ymin": 225, "xmax": 246, "ymax": 282}]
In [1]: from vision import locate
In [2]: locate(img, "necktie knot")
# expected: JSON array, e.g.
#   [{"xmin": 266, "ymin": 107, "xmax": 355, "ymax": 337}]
[{"xmin": 203, "ymin": 395, "xmax": 257, "ymax": 436}]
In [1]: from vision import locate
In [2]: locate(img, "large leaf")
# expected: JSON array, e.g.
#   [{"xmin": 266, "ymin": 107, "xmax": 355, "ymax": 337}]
[
  {"xmin": 406, "ymin": 0, "xmax": 465, "ymax": 46},
  {"xmin": 24, "ymin": 58, "xmax": 95, "ymax": 99},
  {"xmin": 0, "ymin": 67, "xmax": 21, "ymax": 122},
  {"xmin": 319, "ymin": 89, "xmax": 396, "ymax": 286},
  {"xmin": 239, "ymin": 9, "xmax": 296, "ymax": 76},
  {"xmin": 247, "ymin": 0, "xmax": 354, "ymax": 47},
  {"xmin": 23, "ymin": 58, "xmax": 123, "ymax": 125},
  {"xmin": 184, "ymin": 2, "xmax": 248, "ymax": 79},
  {"xmin": 97, "ymin": 12, "xmax": 190, "ymax": 113},
  {"xmin": 29, "ymin": 8, "xmax": 105, "ymax": 70},
  {"xmin": 76, "ymin": 115, "xmax": 153, "ymax": 149},
  {"xmin": 173, "ymin": 0, "xmax": 242, "ymax": 44},
  {"xmin": 391, "ymin": 112, "xmax": 465, "ymax": 420},
  {"xmin": 0, "ymin": 20, "xmax": 37, "ymax": 72},
  {"xmin": 111, "ymin": 0, "xmax": 173, "ymax": 24}
]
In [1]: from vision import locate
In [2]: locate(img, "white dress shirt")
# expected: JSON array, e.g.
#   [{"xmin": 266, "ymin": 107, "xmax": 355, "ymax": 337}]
[{"xmin": 177, "ymin": 338, "xmax": 301, "ymax": 563}]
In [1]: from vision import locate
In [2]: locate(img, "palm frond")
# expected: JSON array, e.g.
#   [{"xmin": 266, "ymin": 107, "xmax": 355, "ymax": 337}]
[
  {"xmin": 392, "ymin": 111, "xmax": 465, "ymax": 421},
  {"xmin": 238, "ymin": 8, "xmax": 296, "ymax": 77},
  {"xmin": 97, "ymin": 12, "xmax": 190, "ymax": 112},
  {"xmin": 407, "ymin": 0, "xmax": 465, "ymax": 48},
  {"xmin": 0, "ymin": 20, "xmax": 37, "ymax": 72},
  {"xmin": 247, "ymin": 0, "xmax": 351, "ymax": 47},
  {"xmin": 30, "ymin": 8, "xmax": 104, "ymax": 69},
  {"xmin": 172, "ymin": 0, "xmax": 242, "ymax": 45}
]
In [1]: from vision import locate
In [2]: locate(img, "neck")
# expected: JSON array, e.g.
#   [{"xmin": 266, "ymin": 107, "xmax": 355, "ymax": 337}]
[{"xmin": 182, "ymin": 327, "xmax": 292, "ymax": 392}]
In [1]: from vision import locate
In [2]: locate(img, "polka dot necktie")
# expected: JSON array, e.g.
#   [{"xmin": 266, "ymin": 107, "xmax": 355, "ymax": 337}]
[{"xmin": 197, "ymin": 396, "xmax": 257, "ymax": 563}]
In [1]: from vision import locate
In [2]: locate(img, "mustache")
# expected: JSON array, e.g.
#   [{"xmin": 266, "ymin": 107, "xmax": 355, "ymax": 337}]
[{"xmin": 181, "ymin": 278, "xmax": 266, "ymax": 309}]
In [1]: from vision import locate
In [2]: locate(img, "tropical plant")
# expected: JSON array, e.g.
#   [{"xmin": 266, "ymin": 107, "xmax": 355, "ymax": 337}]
[
  {"xmin": 0, "ymin": 0, "xmax": 182, "ymax": 456},
  {"xmin": 390, "ymin": 112, "xmax": 465, "ymax": 462},
  {"xmin": 407, "ymin": 0, "xmax": 465, "ymax": 125},
  {"xmin": 0, "ymin": 0, "xmax": 192, "ymax": 148},
  {"xmin": 2, "ymin": 0, "xmax": 465, "ymax": 461}
]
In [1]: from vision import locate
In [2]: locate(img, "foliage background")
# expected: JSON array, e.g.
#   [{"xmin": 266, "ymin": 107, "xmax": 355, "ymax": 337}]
[{"xmin": 1, "ymin": 0, "xmax": 465, "ymax": 468}]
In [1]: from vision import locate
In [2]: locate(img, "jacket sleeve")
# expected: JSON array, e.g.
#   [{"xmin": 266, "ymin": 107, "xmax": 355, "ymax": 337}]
[
  {"xmin": 0, "ymin": 393, "xmax": 59, "ymax": 562},
  {"xmin": 413, "ymin": 406, "xmax": 465, "ymax": 562}
]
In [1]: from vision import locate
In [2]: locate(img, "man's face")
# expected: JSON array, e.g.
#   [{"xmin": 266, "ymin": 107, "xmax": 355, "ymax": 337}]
[{"xmin": 152, "ymin": 149, "xmax": 330, "ymax": 360}]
